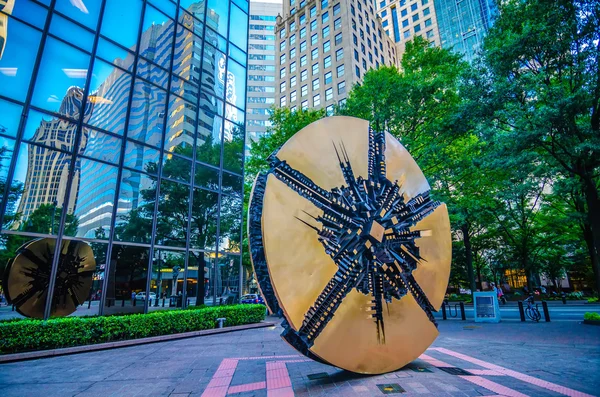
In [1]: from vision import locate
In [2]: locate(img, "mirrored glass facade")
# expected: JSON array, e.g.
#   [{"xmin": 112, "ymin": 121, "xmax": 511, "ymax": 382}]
[{"xmin": 0, "ymin": 0, "xmax": 248, "ymax": 319}]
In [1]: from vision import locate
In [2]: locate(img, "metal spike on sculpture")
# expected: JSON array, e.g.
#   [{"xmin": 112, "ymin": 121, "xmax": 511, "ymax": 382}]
[{"xmin": 248, "ymin": 116, "xmax": 451, "ymax": 374}]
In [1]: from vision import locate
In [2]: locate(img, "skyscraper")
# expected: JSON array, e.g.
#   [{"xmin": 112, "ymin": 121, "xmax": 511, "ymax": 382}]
[
  {"xmin": 0, "ymin": 0, "xmax": 249, "ymax": 320},
  {"xmin": 376, "ymin": 0, "xmax": 442, "ymax": 56},
  {"xmin": 245, "ymin": 1, "xmax": 281, "ymax": 150},
  {"xmin": 276, "ymin": 0, "xmax": 399, "ymax": 114},
  {"xmin": 433, "ymin": 0, "xmax": 497, "ymax": 61}
]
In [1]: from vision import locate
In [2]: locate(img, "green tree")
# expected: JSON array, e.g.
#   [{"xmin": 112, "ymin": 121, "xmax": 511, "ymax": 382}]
[{"xmin": 477, "ymin": 0, "xmax": 600, "ymax": 291}]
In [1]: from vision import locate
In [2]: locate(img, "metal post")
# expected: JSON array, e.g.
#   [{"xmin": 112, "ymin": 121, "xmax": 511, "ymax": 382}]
[
  {"xmin": 88, "ymin": 299, "xmax": 92, "ymax": 309},
  {"xmin": 518, "ymin": 301, "xmax": 525, "ymax": 321},
  {"xmin": 459, "ymin": 302, "xmax": 466, "ymax": 321},
  {"xmin": 542, "ymin": 301, "xmax": 550, "ymax": 322},
  {"xmin": 441, "ymin": 302, "xmax": 447, "ymax": 320},
  {"xmin": 121, "ymin": 299, "xmax": 125, "ymax": 307},
  {"xmin": 162, "ymin": 298, "xmax": 165, "ymax": 307}
]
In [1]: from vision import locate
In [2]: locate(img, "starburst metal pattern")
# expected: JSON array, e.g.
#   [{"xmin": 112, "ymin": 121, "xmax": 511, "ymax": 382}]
[
  {"xmin": 3, "ymin": 239, "xmax": 96, "ymax": 318},
  {"xmin": 250, "ymin": 126, "xmax": 441, "ymax": 352}
]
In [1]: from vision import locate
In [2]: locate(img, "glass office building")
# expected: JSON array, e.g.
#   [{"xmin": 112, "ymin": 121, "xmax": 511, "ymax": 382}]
[{"xmin": 0, "ymin": 0, "xmax": 249, "ymax": 319}]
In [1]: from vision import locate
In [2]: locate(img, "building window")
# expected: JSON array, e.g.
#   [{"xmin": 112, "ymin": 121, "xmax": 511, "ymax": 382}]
[
  {"xmin": 337, "ymin": 64, "xmax": 345, "ymax": 77},
  {"xmin": 312, "ymin": 78, "xmax": 320, "ymax": 90},
  {"xmin": 290, "ymin": 21, "xmax": 296, "ymax": 32},
  {"xmin": 354, "ymin": 49, "xmax": 359, "ymax": 61},
  {"xmin": 322, "ymin": 26, "xmax": 330, "ymax": 38},
  {"xmin": 338, "ymin": 80, "xmax": 346, "ymax": 94},
  {"xmin": 280, "ymin": 81, "xmax": 287, "ymax": 92},
  {"xmin": 280, "ymin": 96, "xmax": 287, "ymax": 106},
  {"xmin": 311, "ymin": 48, "xmax": 319, "ymax": 60},
  {"xmin": 290, "ymin": 47, "xmax": 296, "ymax": 58},
  {"xmin": 335, "ymin": 33, "xmax": 343, "ymax": 45},
  {"xmin": 291, "ymin": 75, "xmax": 297, "ymax": 86},
  {"xmin": 312, "ymin": 62, "xmax": 320, "ymax": 75},
  {"xmin": 313, "ymin": 94, "xmax": 321, "ymax": 106},
  {"xmin": 402, "ymin": 19, "xmax": 409, "ymax": 28},
  {"xmin": 412, "ymin": 13, "xmax": 419, "ymax": 22},
  {"xmin": 311, "ymin": 19, "xmax": 317, "ymax": 31},
  {"xmin": 404, "ymin": 30, "xmax": 410, "ymax": 39},
  {"xmin": 414, "ymin": 24, "xmax": 421, "ymax": 33},
  {"xmin": 324, "ymin": 55, "xmax": 331, "ymax": 68},
  {"xmin": 311, "ymin": 33, "xmax": 318, "ymax": 45},
  {"xmin": 302, "ymin": 85, "xmax": 308, "ymax": 96},
  {"xmin": 355, "ymin": 66, "xmax": 360, "ymax": 78},
  {"xmin": 426, "ymin": 29, "xmax": 434, "ymax": 38},
  {"xmin": 300, "ymin": 41, "xmax": 307, "ymax": 52},
  {"xmin": 291, "ymin": 90, "xmax": 297, "ymax": 102},
  {"xmin": 300, "ymin": 14, "xmax": 306, "ymax": 25},
  {"xmin": 325, "ymin": 87, "xmax": 333, "ymax": 101},
  {"xmin": 300, "ymin": 27, "xmax": 307, "ymax": 38},
  {"xmin": 401, "ymin": 8, "xmax": 407, "ymax": 17},
  {"xmin": 321, "ymin": 0, "xmax": 329, "ymax": 8},
  {"xmin": 424, "ymin": 18, "xmax": 432, "ymax": 27},
  {"xmin": 411, "ymin": 3, "xmax": 418, "ymax": 11},
  {"xmin": 423, "ymin": 7, "xmax": 430, "ymax": 16},
  {"xmin": 280, "ymin": 54, "xmax": 286, "ymax": 64},
  {"xmin": 280, "ymin": 41, "xmax": 286, "ymax": 51},
  {"xmin": 290, "ymin": 61, "xmax": 297, "ymax": 72},
  {"xmin": 301, "ymin": 55, "xmax": 307, "ymax": 66},
  {"xmin": 322, "ymin": 11, "xmax": 329, "ymax": 23},
  {"xmin": 324, "ymin": 71, "xmax": 332, "ymax": 84},
  {"xmin": 280, "ymin": 67, "xmax": 286, "ymax": 78},
  {"xmin": 323, "ymin": 40, "xmax": 331, "ymax": 53},
  {"xmin": 290, "ymin": 34, "xmax": 296, "ymax": 45},
  {"xmin": 336, "ymin": 48, "xmax": 344, "ymax": 61},
  {"xmin": 326, "ymin": 105, "xmax": 334, "ymax": 115},
  {"xmin": 334, "ymin": 17, "xmax": 342, "ymax": 30},
  {"xmin": 302, "ymin": 100, "xmax": 308, "ymax": 110},
  {"xmin": 301, "ymin": 69, "xmax": 308, "ymax": 81},
  {"xmin": 310, "ymin": 6, "xmax": 317, "ymax": 17}
]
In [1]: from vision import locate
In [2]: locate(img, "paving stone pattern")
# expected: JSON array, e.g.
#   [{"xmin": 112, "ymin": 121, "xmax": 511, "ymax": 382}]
[{"xmin": 0, "ymin": 318, "xmax": 598, "ymax": 396}]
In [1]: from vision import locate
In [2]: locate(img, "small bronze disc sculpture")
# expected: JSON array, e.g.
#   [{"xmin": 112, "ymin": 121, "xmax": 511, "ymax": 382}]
[
  {"xmin": 248, "ymin": 116, "xmax": 451, "ymax": 374},
  {"xmin": 3, "ymin": 238, "xmax": 96, "ymax": 318}
]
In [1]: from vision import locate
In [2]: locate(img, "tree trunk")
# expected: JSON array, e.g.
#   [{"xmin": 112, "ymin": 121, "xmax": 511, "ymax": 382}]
[
  {"xmin": 462, "ymin": 224, "xmax": 477, "ymax": 293},
  {"xmin": 583, "ymin": 175, "xmax": 600, "ymax": 294}
]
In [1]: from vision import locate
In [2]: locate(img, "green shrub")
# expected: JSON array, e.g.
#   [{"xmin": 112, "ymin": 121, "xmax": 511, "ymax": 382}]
[
  {"xmin": 513, "ymin": 291, "xmax": 522, "ymax": 296},
  {"xmin": 0, "ymin": 304, "xmax": 265, "ymax": 354},
  {"xmin": 587, "ymin": 297, "xmax": 598, "ymax": 303},
  {"xmin": 584, "ymin": 312, "xmax": 600, "ymax": 321}
]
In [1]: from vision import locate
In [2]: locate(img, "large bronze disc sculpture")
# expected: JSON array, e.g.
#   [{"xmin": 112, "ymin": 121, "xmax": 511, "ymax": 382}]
[
  {"xmin": 248, "ymin": 116, "xmax": 451, "ymax": 374},
  {"xmin": 2, "ymin": 238, "xmax": 96, "ymax": 318}
]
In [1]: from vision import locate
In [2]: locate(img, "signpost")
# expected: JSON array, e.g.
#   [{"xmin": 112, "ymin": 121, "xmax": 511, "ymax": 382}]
[{"xmin": 473, "ymin": 291, "xmax": 501, "ymax": 323}]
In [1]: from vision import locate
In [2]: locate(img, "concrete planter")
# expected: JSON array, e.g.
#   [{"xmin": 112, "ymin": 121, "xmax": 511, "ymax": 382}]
[{"xmin": 583, "ymin": 319, "xmax": 600, "ymax": 326}]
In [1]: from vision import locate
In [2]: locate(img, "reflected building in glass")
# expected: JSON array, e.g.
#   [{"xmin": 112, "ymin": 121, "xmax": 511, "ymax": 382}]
[{"xmin": 0, "ymin": 0, "xmax": 248, "ymax": 319}]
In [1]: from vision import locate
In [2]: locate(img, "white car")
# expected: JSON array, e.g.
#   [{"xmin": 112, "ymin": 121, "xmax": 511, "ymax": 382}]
[{"xmin": 135, "ymin": 292, "xmax": 157, "ymax": 301}]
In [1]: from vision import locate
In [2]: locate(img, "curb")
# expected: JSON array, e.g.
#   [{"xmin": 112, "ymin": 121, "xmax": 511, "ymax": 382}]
[{"xmin": 0, "ymin": 321, "xmax": 276, "ymax": 364}]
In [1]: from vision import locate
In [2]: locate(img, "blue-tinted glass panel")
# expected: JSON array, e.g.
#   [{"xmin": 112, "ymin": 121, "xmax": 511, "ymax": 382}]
[
  {"xmin": 226, "ymin": 59, "xmax": 246, "ymax": 110},
  {"xmin": 207, "ymin": 0, "xmax": 229, "ymax": 39},
  {"xmin": 140, "ymin": 4, "xmax": 175, "ymax": 70},
  {"xmin": 101, "ymin": 0, "xmax": 143, "ymax": 51},
  {"xmin": 0, "ymin": 136, "xmax": 17, "ymax": 228},
  {"xmin": 0, "ymin": 99, "xmax": 23, "ymax": 138},
  {"xmin": 32, "ymin": 38, "xmax": 90, "ymax": 116},
  {"xmin": 127, "ymin": 79, "xmax": 167, "ymax": 147},
  {"xmin": 80, "ymin": 127, "xmax": 122, "ymax": 164},
  {"xmin": 229, "ymin": 4, "xmax": 248, "ymax": 51},
  {"xmin": 22, "ymin": 109, "xmax": 79, "ymax": 151},
  {"xmin": 123, "ymin": 140, "xmax": 160, "ymax": 175},
  {"xmin": 55, "ymin": 0, "xmax": 102, "ymax": 29},
  {"xmin": 11, "ymin": 0, "xmax": 47, "ymax": 27},
  {"xmin": 189, "ymin": 187, "xmax": 218, "ymax": 250},
  {"xmin": 113, "ymin": 170, "xmax": 156, "ymax": 244},
  {"xmin": 0, "ymin": 18, "xmax": 42, "ymax": 102},
  {"xmin": 103, "ymin": 244, "xmax": 149, "ymax": 315},
  {"xmin": 156, "ymin": 179, "xmax": 190, "ymax": 247},
  {"xmin": 49, "ymin": 14, "xmax": 95, "ymax": 52},
  {"xmin": 88, "ymin": 58, "xmax": 133, "ymax": 136},
  {"xmin": 70, "ymin": 160, "xmax": 118, "ymax": 239}
]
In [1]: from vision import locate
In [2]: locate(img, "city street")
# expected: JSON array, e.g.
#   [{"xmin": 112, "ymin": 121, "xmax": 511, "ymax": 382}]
[
  {"xmin": 0, "ymin": 316, "xmax": 598, "ymax": 396},
  {"xmin": 434, "ymin": 302, "xmax": 599, "ymax": 321}
]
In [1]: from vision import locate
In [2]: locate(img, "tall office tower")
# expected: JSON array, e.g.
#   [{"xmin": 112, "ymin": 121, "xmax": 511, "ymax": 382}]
[
  {"xmin": 17, "ymin": 87, "xmax": 94, "ymax": 221},
  {"xmin": 433, "ymin": 0, "xmax": 497, "ymax": 61},
  {"xmin": 276, "ymin": 0, "xmax": 399, "ymax": 114},
  {"xmin": 246, "ymin": 1, "xmax": 282, "ymax": 150},
  {"xmin": 377, "ymin": 0, "xmax": 442, "ymax": 57}
]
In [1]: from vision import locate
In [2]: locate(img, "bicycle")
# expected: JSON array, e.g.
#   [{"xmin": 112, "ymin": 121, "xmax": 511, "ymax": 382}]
[{"xmin": 524, "ymin": 295, "xmax": 541, "ymax": 322}]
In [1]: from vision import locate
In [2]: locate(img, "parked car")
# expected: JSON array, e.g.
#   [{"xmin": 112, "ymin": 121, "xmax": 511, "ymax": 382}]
[
  {"xmin": 240, "ymin": 294, "xmax": 264, "ymax": 305},
  {"xmin": 135, "ymin": 292, "xmax": 157, "ymax": 301}
]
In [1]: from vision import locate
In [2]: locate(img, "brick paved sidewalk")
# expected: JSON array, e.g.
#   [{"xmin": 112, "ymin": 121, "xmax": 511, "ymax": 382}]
[{"xmin": 0, "ymin": 318, "xmax": 598, "ymax": 397}]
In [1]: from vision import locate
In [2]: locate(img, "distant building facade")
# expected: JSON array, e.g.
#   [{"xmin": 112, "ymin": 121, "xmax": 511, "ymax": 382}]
[
  {"xmin": 433, "ymin": 0, "xmax": 497, "ymax": 61},
  {"xmin": 276, "ymin": 0, "xmax": 399, "ymax": 114},
  {"xmin": 246, "ymin": 1, "xmax": 281, "ymax": 150},
  {"xmin": 376, "ymin": 0, "xmax": 442, "ymax": 56}
]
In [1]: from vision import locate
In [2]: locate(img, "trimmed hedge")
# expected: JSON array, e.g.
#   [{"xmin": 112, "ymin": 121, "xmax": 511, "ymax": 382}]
[
  {"xmin": 584, "ymin": 312, "xmax": 600, "ymax": 321},
  {"xmin": 0, "ymin": 304, "xmax": 265, "ymax": 354}
]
